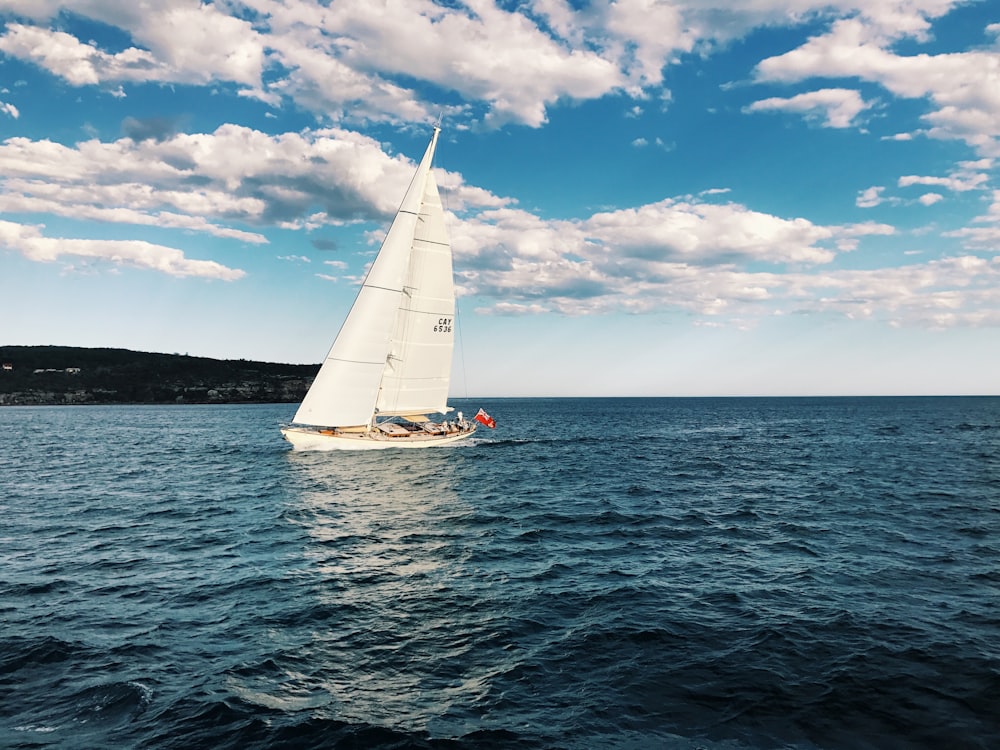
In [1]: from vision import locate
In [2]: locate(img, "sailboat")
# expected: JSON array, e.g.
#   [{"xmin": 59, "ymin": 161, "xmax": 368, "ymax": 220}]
[{"xmin": 281, "ymin": 127, "xmax": 490, "ymax": 450}]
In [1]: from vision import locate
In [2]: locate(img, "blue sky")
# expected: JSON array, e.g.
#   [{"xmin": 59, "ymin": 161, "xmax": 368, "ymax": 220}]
[{"xmin": 1, "ymin": 0, "xmax": 998, "ymax": 396}]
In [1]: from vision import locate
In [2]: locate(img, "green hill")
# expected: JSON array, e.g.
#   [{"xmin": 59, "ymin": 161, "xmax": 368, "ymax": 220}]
[{"xmin": 0, "ymin": 346, "xmax": 318, "ymax": 405}]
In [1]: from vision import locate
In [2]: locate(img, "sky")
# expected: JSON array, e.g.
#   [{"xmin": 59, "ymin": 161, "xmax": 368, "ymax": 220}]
[{"xmin": 1, "ymin": 0, "xmax": 998, "ymax": 397}]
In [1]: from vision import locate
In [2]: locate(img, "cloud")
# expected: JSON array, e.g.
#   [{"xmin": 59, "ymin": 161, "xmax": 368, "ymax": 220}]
[
  {"xmin": 1, "ymin": 127, "xmax": 990, "ymax": 328},
  {"xmin": 945, "ymin": 224, "xmax": 1000, "ymax": 248},
  {"xmin": 0, "ymin": 0, "xmax": 966, "ymax": 137},
  {"xmin": 0, "ymin": 219, "xmax": 244, "ymax": 279},
  {"xmin": 898, "ymin": 171, "xmax": 989, "ymax": 192},
  {"xmin": 0, "ymin": 0, "xmax": 624, "ymax": 128},
  {"xmin": 754, "ymin": 13, "xmax": 1000, "ymax": 156},
  {"xmin": 745, "ymin": 88, "xmax": 873, "ymax": 128},
  {"xmin": 583, "ymin": 199, "xmax": 849, "ymax": 265},
  {"xmin": 461, "ymin": 229, "xmax": 1000, "ymax": 327},
  {"xmin": 2, "ymin": 1, "xmax": 994, "ymax": 328},
  {"xmin": 450, "ymin": 197, "xmax": 918, "ymax": 321},
  {"xmin": 787, "ymin": 255, "xmax": 1000, "ymax": 328},
  {"xmin": 0, "ymin": 181, "xmax": 268, "ymax": 243},
  {"xmin": 942, "ymin": 188, "xmax": 1000, "ymax": 247},
  {"xmin": 0, "ymin": 100, "xmax": 18, "ymax": 118},
  {"xmin": 857, "ymin": 186, "xmax": 885, "ymax": 208},
  {"xmin": 9, "ymin": 0, "xmax": 952, "ymax": 131},
  {"xmin": 858, "ymin": 158, "xmax": 990, "ymax": 208},
  {"xmin": 261, "ymin": 0, "xmax": 625, "ymax": 128},
  {"xmin": 0, "ymin": 23, "xmax": 174, "ymax": 86},
  {"xmin": 1, "ymin": 116, "xmax": 988, "ymax": 331},
  {"xmin": 981, "ymin": 189, "xmax": 1000, "ymax": 220},
  {"xmin": 0, "ymin": 126, "xmax": 507, "ymax": 244},
  {"xmin": 311, "ymin": 237, "xmax": 338, "ymax": 251},
  {"xmin": 122, "ymin": 116, "xmax": 182, "ymax": 142},
  {"xmin": 0, "ymin": 4, "xmax": 265, "ymax": 89},
  {"xmin": 632, "ymin": 135, "xmax": 673, "ymax": 150},
  {"xmin": 478, "ymin": 302, "xmax": 551, "ymax": 316}
]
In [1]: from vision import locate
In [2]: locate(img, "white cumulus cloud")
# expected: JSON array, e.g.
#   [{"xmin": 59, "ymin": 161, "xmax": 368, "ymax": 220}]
[
  {"xmin": 754, "ymin": 13, "xmax": 1000, "ymax": 156},
  {"xmin": 746, "ymin": 88, "xmax": 873, "ymax": 128},
  {"xmin": 0, "ymin": 219, "xmax": 244, "ymax": 279}
]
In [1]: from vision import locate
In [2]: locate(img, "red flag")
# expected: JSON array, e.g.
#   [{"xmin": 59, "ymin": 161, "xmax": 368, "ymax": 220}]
[{"xmin": 474, "ymin": 408, "xmax": 496, "ymax": 429}]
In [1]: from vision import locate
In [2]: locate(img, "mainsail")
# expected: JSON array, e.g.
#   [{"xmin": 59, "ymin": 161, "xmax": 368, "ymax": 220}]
[{"xmin": 292, "ymin": 128, "xmax": 455, "ymax": 428}]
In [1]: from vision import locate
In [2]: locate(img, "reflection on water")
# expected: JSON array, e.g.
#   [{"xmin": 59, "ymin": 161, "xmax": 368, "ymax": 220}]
[{"xmin": 229, "ymin": 449, "xmax": 493, "ymax": 735}]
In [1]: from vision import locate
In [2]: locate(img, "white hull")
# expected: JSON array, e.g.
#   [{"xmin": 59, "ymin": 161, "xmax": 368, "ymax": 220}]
[{"xmin": 280, "ymin": 424, "xmax": 476, "ymax": 451}]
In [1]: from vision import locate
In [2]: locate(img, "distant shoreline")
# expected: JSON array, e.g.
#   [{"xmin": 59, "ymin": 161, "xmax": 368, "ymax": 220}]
[
  {"xmin": 0, "ymin": 345, "xmax": 318, "ymax": 407},
  {"xmin": 2, "ymin": 347, "xmax": 995, "ymax": 403}
]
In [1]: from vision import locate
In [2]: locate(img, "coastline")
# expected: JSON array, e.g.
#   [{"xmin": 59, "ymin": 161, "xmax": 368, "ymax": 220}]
[{"xmin": 0, "ymin": 345, "xmax": 316, "ymax": 406}]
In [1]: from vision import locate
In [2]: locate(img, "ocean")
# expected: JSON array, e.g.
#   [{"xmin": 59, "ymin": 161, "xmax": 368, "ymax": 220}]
[{"xmin": 1, "ymin": 397, "xmax": 998, "ymax": 749}]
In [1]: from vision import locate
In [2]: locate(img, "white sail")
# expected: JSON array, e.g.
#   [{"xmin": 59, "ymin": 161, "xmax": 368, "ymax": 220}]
[
  {"xmin": 375, "ymin": 168, "xmax": 455, "ymax": 416},
  {"xmin": 292, "ymin": 128, "xmax": 450, "ymax": 428}
]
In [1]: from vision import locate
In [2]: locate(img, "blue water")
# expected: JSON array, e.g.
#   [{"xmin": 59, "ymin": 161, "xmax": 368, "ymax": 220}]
[{"xmin": 2, "ymin": 397, "xmax": 998, "ymax": 749}]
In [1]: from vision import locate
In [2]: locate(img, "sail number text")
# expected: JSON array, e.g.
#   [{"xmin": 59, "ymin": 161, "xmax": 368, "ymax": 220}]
[{"xmin": 433, "ymin": 318, "xmax": 452, "ymax": 333}]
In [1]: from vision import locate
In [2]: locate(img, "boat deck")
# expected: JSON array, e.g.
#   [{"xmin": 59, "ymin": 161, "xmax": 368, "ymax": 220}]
[{"xmin": 281, "ymin": 421, "xmax": 476, "ymax": 450}]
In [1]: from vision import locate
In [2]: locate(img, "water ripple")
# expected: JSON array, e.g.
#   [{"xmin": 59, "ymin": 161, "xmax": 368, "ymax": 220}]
[{"xmin": 1, "ymin": 398, "xmax": 998, "ymax": 749}]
